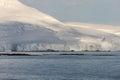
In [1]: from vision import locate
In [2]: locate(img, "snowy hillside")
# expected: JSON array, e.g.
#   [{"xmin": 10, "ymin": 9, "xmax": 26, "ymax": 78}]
[
  {"xmin": 65, "ymin": 22, "xmax": 120, "ymax": 51},
  {"xmin": 0, "ymin": 0, "xmax": 120, "ymax": 52}
]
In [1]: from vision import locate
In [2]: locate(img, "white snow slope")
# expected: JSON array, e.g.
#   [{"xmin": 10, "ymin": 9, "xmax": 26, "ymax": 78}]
[{"xmin": 0, "ymin": 0, "xmax": 120, "ymax": 51}]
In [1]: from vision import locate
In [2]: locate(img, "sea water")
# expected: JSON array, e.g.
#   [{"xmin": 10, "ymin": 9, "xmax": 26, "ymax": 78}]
[{"xmin": 0, "ymin": 52, "xmax": 120, "ymax": 80}]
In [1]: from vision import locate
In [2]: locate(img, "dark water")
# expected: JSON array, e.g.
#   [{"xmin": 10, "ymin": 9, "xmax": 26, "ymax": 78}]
[{"xmin": 0, "ymin": 53, "xmax": 120, "ymax": 80}]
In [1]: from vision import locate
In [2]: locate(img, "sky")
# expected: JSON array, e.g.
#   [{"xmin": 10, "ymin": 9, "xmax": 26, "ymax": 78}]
[{"xmin": 20, "ymin": 0, "xmax": 120, "ymax": 25}]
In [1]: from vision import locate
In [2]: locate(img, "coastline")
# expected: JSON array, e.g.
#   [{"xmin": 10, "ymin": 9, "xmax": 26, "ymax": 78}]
[{"xmin": 0, "ymin": 51, "xmax": 120, "ymax": 56}]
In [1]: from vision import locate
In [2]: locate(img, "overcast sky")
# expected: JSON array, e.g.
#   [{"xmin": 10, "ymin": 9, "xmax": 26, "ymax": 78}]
[{"xmin": 20, "ymin": 0, "xmax": 120, "ymax": 25}]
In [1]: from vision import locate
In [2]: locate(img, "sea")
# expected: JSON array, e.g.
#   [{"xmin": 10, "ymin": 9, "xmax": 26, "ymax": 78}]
[{"xmin": 0, "ymin": 52, "xmax": 120, "ymax": 80}]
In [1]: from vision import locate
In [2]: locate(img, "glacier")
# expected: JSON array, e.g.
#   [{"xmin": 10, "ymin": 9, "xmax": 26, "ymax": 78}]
[{"xmin": 0, "ymin": 0, "xmax": 120, "ymax": 52}]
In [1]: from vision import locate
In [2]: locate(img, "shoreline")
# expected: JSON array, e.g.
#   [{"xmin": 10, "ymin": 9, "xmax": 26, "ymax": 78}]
[{"xmin": 0, "ymin": 51, "xmax": 120, "ymax": 56}]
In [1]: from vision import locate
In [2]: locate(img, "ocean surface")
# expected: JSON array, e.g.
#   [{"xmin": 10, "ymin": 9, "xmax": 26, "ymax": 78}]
[{"xmin": 0, "ymin": 52, "xmax": 120, "ymax": 80}]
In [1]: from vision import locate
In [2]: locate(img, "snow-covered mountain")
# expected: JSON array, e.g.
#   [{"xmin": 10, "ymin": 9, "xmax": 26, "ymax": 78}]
[
  {"xmin": 66, "ymin": 22, "xmax": 120, "ymax": 51},
  {"xmin": 0, "ymin": 0, "xmax": 120, "ymax": 52}
]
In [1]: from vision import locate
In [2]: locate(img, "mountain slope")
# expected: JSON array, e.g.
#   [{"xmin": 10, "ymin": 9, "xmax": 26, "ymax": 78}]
[
  {"xmin": 65, "ymin": 22, "xmax": 120, "ymax": 51},
  {"xmin": 0, "ymin": 0, "xmax": 68, "ymax": 51},
  {"xmin": 0, "ymin": 0, "xmax": 120, "ymax": 51}
]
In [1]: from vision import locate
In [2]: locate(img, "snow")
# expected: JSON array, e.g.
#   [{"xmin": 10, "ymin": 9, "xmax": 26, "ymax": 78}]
[
  {"xmin": 65, "ymin": 22, "xmax": 120, "ymax": 51},
  {"xmin": 0, "ymin": 0, "xmax": 120, "ymax": 52}
]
